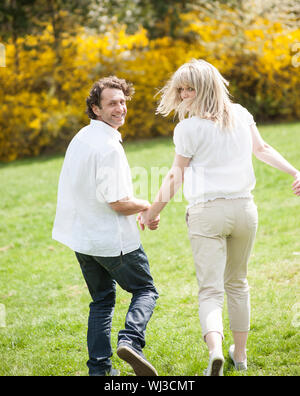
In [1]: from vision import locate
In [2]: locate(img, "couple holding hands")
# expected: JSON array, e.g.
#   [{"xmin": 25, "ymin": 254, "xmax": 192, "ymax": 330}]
[{"xmin": 52, "ymin": 59, "xmax": 300, "ymax": 376}]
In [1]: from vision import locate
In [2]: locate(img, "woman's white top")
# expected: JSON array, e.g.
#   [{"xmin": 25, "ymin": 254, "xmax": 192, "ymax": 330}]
[{"xmin": 173, "ymin": 104, "xmax": 256, "ymax": 207}]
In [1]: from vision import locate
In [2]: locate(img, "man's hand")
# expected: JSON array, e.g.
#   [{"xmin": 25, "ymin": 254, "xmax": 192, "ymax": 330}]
[
  {"xmin": 137, "ymin": 211, "xmax": 160, "ymax": 231},
  {"xmin": 137, "ymin": 212, "xmax": 145, "ymax": 231}
]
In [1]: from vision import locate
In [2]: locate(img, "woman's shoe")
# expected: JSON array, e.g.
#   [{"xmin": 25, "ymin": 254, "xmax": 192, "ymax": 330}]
[
  {"xmin": 204, "ymin": 350, "xmax": 224, "ymax": 376},
  {"xmin": 229, "ymin": 345, "xmax": 247, "ymax": 371}
]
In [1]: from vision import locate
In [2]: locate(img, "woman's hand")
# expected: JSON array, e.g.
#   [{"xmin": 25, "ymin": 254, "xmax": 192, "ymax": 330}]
[
  {"xmin": 137, "ymin": 211, "xmax": 160, "ymax": 231},
  {"xmin": 292, "ymin": 172, "xmax": 300, "ymax": 196}
]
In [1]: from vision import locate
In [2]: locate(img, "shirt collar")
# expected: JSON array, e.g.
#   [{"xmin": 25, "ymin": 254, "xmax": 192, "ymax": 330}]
[{"xmin": 90, "ymin": 119, "xmax": 123, "ymax": 143}]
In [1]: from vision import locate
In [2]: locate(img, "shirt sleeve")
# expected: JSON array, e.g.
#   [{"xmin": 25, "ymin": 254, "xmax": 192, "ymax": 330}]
[
  {"xmin": 243, "ymin": 107, "xmax": 256, "ymax": 126},
  {"xmin": 173, "ymin": 121, "xmax": 195, "ymax": 158},
  {"xmin": 95, "ymin": 148, "xmax": 133, "ymax": 204}
]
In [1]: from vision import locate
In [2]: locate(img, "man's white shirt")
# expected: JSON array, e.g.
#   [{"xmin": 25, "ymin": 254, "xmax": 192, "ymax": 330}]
[{"xmin": 52, "ymin": 119, "xmax": 141, "ymax": 256}]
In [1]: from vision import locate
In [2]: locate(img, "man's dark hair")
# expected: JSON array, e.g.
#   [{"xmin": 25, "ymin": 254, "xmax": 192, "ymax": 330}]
[{"xmin": 86, "ymin": 76, "xmax": 135, "ymax": 119}]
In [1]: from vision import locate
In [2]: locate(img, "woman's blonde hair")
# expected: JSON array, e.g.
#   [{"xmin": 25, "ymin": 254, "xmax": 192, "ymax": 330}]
[{"xmin": 156, "ymin": 59, "xmax": 235, "ymax": 131}]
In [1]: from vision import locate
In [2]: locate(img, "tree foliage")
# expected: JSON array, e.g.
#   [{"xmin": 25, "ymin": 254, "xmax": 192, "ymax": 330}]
[{"xmin": 0, "ymin": 0, "xmax": 300, "ymax": 161}]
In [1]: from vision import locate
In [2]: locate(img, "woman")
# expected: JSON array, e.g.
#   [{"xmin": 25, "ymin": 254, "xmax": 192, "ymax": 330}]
[{"xmin": 140, "ymin": 59, "xmax": 300, "ymax": 376}]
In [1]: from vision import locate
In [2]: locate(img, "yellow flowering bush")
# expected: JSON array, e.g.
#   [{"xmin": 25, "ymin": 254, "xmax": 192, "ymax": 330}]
[
  {"xmin": 181, "ymin": 11, "xmax": 300, "ymax": 119},
  {"xmin": 0, "ymin": 9, "xmax": 299, "ymax": 161}
]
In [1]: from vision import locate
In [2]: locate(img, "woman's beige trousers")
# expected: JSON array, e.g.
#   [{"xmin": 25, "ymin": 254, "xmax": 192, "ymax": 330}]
[{"xmin": 186, "ymin": 198, "xmax": 258, "ymax": 339}]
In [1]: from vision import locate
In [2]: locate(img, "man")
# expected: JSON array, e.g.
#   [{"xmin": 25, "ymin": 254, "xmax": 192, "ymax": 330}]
[{"xmin": 52, "ymin": 76, "xmax": 159, "ymax": 376}]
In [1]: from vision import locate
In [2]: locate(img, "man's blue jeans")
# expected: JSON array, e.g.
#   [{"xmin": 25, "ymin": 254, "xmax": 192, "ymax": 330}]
[{"xmin": 75, "ymin": 245, "xmax": 159, "ymax": 376}]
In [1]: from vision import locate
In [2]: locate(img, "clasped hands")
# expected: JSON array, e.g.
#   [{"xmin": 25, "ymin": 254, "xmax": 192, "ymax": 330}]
[
  {"xmin": 292, "ymin": 171, "xmax": 300, "ymax": 196},
  {"xmin": 137, "ymin": 209, "xmax": 160, "ymax": 231}
]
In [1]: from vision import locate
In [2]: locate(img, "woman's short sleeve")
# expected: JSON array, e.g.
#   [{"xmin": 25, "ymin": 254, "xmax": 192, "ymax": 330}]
[
  {"xmin": 173, "ymin": 121, "xmax": 195, "ymax": 158},
  {"xmin": 234, "ymin": 103, "xmax": 256, "ymax": 126},
  {"xmin": 245, "ymin": 111, "xmax": 256, "ymax": 126},
  {"xmin": 242, "ymin": 106, "xmax": 256, "ymax": 126}
]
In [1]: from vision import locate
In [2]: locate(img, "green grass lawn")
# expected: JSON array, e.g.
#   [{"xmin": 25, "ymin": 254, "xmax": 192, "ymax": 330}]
[{"xmin": 0, "ymin": 122, "xmax": 299, "ymax": 376}]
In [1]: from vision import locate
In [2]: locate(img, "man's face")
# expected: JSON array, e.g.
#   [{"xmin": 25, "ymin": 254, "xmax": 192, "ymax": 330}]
[{"xmin": 93, "ymin": 88, "xmax": 127, "ymax": 130}]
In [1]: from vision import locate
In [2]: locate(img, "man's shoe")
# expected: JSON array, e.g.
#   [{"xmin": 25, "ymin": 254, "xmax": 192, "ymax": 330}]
[
  {"xmin": 117, "ymin": 341, "xmax": 158, "ymax": 376},
  {"xmin": 203, "ymin": 350, "xmax": 224, "ymax": 376},
  {"xmin": 229, "ymin": 345, "xmax": 247, "ymax": 371}
]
